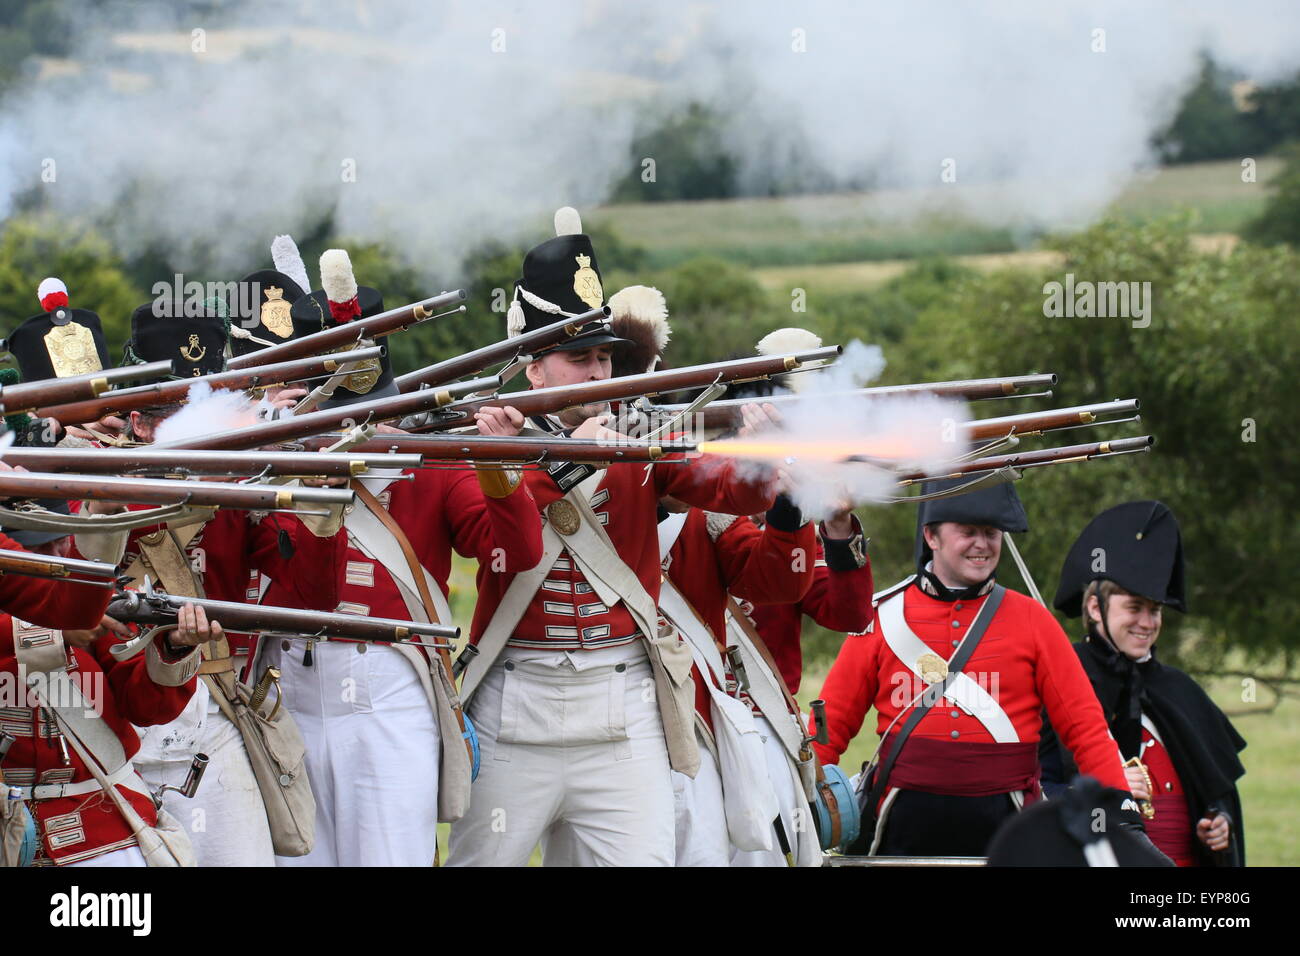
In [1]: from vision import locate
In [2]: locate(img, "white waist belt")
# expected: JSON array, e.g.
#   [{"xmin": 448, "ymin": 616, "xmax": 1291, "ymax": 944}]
[{"xmin": 8, "ymin": 761, "xmax": 143, "ymax": 802}]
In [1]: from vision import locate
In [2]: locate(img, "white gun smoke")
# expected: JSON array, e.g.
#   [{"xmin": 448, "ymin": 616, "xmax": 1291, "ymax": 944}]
[
  {"xmin": 0, "ymin": 1, "xmax": 1297, "ymax": 273},
  {"xmin": 152, "ymin": 380, "xmax": 263, "ymax": 444},
  {"xmin": 699, "ymin": 341, "xmax": 972, "ymax": 519}
]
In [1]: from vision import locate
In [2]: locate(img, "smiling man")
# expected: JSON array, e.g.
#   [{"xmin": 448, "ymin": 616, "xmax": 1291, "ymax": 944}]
[
  {"xmin": 809, "ymin": 478, "xmax": 1134, "ymax": 857},
  {"xmin": 1042, "ymin": 501, "xmax": 1246, "ymax": 866}
]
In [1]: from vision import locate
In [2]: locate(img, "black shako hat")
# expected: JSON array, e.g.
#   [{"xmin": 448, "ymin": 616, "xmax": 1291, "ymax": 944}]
[
  {"xmin": 227, "ymin": 269, "xmax": 307, "ymax": 358},
  {"xmin": 288, "ymin": 248, "xmax": 395, "ymax": 407},
  {"xmin": 126, "ymin": 298, "xmax": 227, "ymax": 377},
  {"xmin": 913, "ymin": 477, "xmax": 1030, "ymax": 568},
  {"xmin": 1053, "ymin": 500, "xmax": 1187, "ymax": 618},
  {"xmin": 506, "ymin": 207, "xmax": 628, "ymax": 354},
  {"xmin": 4, "ymin": 309, "xmax": 109, "ymax": 382},
  {"xmin": 2, "ymin": 277, "xmax": 110, "ymax": 381}
]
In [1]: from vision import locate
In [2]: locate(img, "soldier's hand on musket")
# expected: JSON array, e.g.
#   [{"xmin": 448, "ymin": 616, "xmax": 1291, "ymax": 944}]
[
  {"xmin": 170, "ymin": 602, "xmax": 223, "ymax": 648},
  {"xmin": 475, "ymin": 405, "xmax": 525, "ymax": 437},
  {"xmin": 67, "ymin": 413, "xmax": 128, "ymax": 443},
  {"xmin": 1196, "ymin": 813, "xmax": 1231, "ymax": 851},
  {"xmin": 62, "ymin": 614, "xmax": 132, "ymax": 650},
  {"xmin": 265, "ymin": 386, "xmax": 309, "ymax": 413},
  {"xmin": 569, "ymin": 413, "xmax": 624, "ymax": 443},
  {"xmin": 738, "ymin": 401, "xmax": 783, "ymax": 438},
  {"xmin": 1123, "ymin": 761, "xmax": 1152, "ymax": 801}
]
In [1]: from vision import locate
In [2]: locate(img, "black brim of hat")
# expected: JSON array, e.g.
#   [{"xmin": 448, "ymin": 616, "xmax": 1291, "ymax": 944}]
[{"xmin": 544, "ymin": 331, "xmax": 632, "ymax": 353}]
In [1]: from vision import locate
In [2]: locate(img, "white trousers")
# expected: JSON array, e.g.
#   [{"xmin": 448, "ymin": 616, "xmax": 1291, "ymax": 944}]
[
  {"xmin": 671, "ymin": 734, "xmax": 730, "ymax": 867},
  {"xmin": 730, "ymin": 714, "xmax": 821, "ymax": 867},
  {"xmin": 448, "ymin": 646, "xmax": 675, "ymax": 867},
  {"xmin": 134, "ymin": 681, "xmax": 275, "ymax": 867},
  {"xmin": 268, "ymin": 641, "xmax": 440, "ymax": 867}
]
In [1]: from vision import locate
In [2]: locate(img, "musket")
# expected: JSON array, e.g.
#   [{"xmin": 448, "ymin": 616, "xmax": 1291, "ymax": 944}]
[
  {"xmin": 0, "ymin": 472, "xmax": 355, "ymax": 510},
  {"xmin": 153, "ymin": 375, "xmax": 501, "ymax": 452},
  {"xmin": 0, "ymin": 546, "xmax": 120, "ymax": 586},
  {"xmin": 393, "ymin": 307, "xmax": 612, "ymax": 393},
  {"xmin": 407, "ymin": 347, "xmax": 843, "ymax": 433},
  {"xmin": 0, "ymin": 447, "xmax": 425, "ymax": 479},
  {"xmin": 651, "ymin": 373, "xmax": 1059, "ymax": 430},
  {"xmin": 0, "ymin": 360, "xmax": 177, "ymax": 415},
  {"xmin": 32, "ymin": 346, "xmax": 385, "ymax": 425},
  {"xmin": 288, "ymin": 433, "xmax": 698, "ymax": 464},
  {"xmin": 963, "ymin": 399, "xmax": 1140, "ymax": 442},
  {"xmin": 226, "ymin": 291, "xmax": 467, "ymax": 370},
  {"xmin": 890, "ymin": 435, "xmax": 1154, "ymax": 484},
  {"xmin": 107, "ymin": 586, "xmax": 459, "ymax": 646}
]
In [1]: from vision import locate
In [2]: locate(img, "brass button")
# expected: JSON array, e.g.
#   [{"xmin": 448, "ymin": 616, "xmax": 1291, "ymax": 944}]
[
  {"xmin": 951, "ymin": 620, "xmax": 961, "ymax": 628},
  {"xmin": 1165, "ymin": 782, "xmax": 1173, "ymax": 791},
  {"xmin": 950, "ymin": 710, "xmax": 960, "ymax": 719},
  {"xmin": 951, "ymin": 730, "xmax": 960, "ymax": 739},
  {"xmin": 952, "ymin": 639, "xmax": 960, "ymax": 647}
]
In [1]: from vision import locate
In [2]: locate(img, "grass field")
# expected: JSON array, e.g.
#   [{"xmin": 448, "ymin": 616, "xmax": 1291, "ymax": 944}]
[{"xmin": 586, "ymin": 157, "xmax": 1279, "ymax": 271}]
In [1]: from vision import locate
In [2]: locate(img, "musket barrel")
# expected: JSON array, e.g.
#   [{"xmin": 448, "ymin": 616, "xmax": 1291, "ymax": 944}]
[
  {"xmin": 226, "ymin": 291, "xmax": 466, "ymax": 370},
  {"xmin": 414, "ymin": 349, "xmax": 841, "ymax": 432},
  {"xmin": 290, "ymin": 433, "xmax": 695, "ymax": 463},
  {"xmin": 653, "ymin": 373, "xmax": 1061, "ymax": 427},
  {"xmin": 964, "ymin": 399, "xmax": 1140, "ymax": 441},
  {"xmin": 0, "ymin": 472, "xmax": 355, "ymax": 509},
  {"xmin": 893, "ymin": 435, "xmax": 1154, "ymax": 483},
  {"xmin": 34, "ymin": 346, "xmax": 387, "ymax": 425},
  {"xmin": 0, "ymin": 359, "xmax": 177, "ymax": 414},
  {"xmin": 155, "ymin": 374, "xmax": 501, "ymax": 451},
  {"xmin": 0, "ymin": 547, "xmax": 119, "ymax": 581},
  {"xmin": 109, "ymin": 589, "xmax": 460, "ymax": 641},
  {"xmin": 0, "ymin": 447, "xmax": 424, "ymax": 477}
]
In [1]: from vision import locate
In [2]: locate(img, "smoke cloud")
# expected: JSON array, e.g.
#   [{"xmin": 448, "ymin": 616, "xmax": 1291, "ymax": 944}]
[
  {"xmin": 702, "ymin": 340, "xmax": 971, "ymax": 518},
  {"xmin": 1, "ymin": 1, "xmax": 1297, "ymax": 273}
]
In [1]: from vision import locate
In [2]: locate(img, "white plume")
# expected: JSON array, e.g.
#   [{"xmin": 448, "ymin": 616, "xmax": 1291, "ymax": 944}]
[
  {"xmin": 757, "ymin": 328, "xmax": 822, "ymax": 356},
  {"xmin": 37, "ymin": 277, "xmax": 67, "ymax": 301},
  {"xmin": 554, "ymin": 206, "xmax": 583, "ymax": 236},
  {"xmin": 319, "ymin": 249, "xmax": 357, "ymax": 305},
  {"xmin": 271, "ymin": 234, "xmax": 313, "ymax": 295}
]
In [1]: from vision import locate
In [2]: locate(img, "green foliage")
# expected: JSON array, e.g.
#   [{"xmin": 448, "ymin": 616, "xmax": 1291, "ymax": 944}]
[
  {"xmin": 885, "ymin": 218, "xmax": 1300, "ymax": 668},
  {"xmin": 610, "ymin": 103, "xmax": 740, "ymax": 204},
  {"xmin": 1244, "ymin": 141, "xmax": 1300, "ymax": 246},
  {"xmin": 0, "ymin": 215, "xmax": 145, "ymax": 366},
  {"xmin": 1155, "ymin": 55, "xmax": 1270, "ymax": 163}
]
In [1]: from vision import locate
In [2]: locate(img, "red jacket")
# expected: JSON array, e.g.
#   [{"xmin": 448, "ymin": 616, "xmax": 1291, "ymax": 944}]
[
  {"xmin": 0, "ymin": 616, "xmax": 196, "ymax": 865},
  {"xmin": 663, "ymin": 508, "xmax": 815, "ymax": 730},
  {"xmin": 471, "ymin": 454, "xmax": 775, "ymax": 648},
  {"xmin": 264, "ymin": 468, "xmax": 542, "ymax": 624},
  {"xmin": 810, "ymin": 582, "xmax": 1128, "ymax": 792},
  {"xmin": 749, "ymin": 524, "xmax": 874, "ymax": 694},
  {"xmin": 124, "ymin": 508, "xmax": 346, "ymax": 678},
  {"xmin": 0, "ymin": 532, "xmax": 111, "ymax": 630}
]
